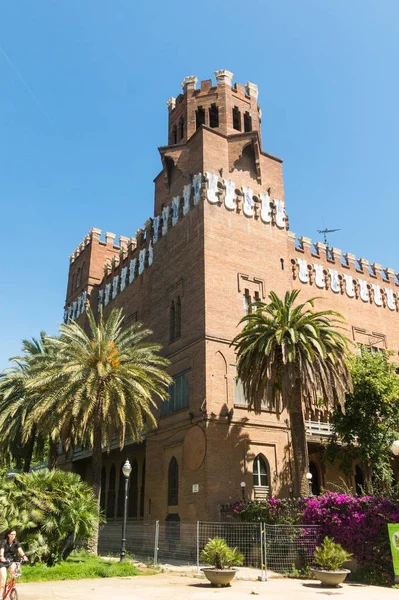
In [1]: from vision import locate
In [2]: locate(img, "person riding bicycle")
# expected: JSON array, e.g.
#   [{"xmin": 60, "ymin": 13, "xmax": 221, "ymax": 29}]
[{"xmin": 0, "ymin": 530, "xmax": 28, "ymax": 597}]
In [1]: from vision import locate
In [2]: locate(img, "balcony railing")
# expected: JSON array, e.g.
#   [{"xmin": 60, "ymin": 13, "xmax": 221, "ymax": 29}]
[{"xmin": 305, "ymin": 419, "xmax": 334, "ymax": 438}]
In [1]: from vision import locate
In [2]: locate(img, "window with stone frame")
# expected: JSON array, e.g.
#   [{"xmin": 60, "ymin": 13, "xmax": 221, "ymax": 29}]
[{"xmin": 168, "ymin": 457, "xmax": 179, "ymax": 506}]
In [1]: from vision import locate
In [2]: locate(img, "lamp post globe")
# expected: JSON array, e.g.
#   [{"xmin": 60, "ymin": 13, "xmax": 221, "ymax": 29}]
[
  {"xmin": 120, "ymin": 460, "xmax": 132, "ymax": 563},
  {"xmin": 391, "ymin": 440, "xmax": 399, "ymax": 457},
  {"xmin": 240, "ymin": 481, "xmax": 246, "ymax": 500}
]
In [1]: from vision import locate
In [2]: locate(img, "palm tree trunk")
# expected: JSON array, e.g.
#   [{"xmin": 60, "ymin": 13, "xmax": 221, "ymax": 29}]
[
  {"xmin": 23, "ymin": 427, "xmax": 36, "ymax": 473},
  {"xmin": 289, "ymin": 383, "xmax": 310, "ymax": 497},
  {"xmin": 48, "ymin": 439, "xmax": 59, "ymax": 470},
  {"xmin": 88, "ymin": 420, "xmax": 103, "ymax": 555}
]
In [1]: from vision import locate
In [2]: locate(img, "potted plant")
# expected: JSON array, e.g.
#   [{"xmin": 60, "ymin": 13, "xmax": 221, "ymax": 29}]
[
  {"xmin": 200, "ymin": 537, "xmax": 244, "ymax": 587},
  {"xmin": 312, "ymin": 536, "xmax": 352, "ymax": 587}
]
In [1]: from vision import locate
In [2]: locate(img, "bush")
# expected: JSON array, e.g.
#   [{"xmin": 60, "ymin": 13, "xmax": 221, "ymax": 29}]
[
  {"xmin": 0, "ymin": 469, "xmax": 100, "ymax": 565},
  {"xmin": 233, "ymin": 492, "xmax": 399, "ymax": 585}
]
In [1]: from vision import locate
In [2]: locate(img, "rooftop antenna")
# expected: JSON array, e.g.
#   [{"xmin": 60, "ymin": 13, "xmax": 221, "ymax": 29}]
[{"xmin": 317, "ymin": 228, "xmax": 341, "ymax": 248}]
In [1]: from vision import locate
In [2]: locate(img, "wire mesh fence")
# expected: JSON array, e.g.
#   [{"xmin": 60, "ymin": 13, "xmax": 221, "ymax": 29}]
[
  {"xmin": 198, "ymin": 522, "xmax": 263, "ymax": 568},
  {"xmin": 263, "ymin": 524, "xmax": 321, "ymax": 575},
  {"xmin": 98, "ymin": 520, "xmax": 321, "ymax": 576}
]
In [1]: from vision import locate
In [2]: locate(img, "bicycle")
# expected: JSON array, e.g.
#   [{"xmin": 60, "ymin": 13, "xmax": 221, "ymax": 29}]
[{"xmin": 2, "ymin": 561, "xmax": 22, "ymax": 600}]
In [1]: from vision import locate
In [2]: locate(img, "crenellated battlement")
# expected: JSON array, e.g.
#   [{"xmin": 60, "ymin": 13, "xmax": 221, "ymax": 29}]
[
  {"xmin": 69, "ymin": 228, "xmax": 135, "ymax": 264},
  {"xmin": 288, "ymin": 231, "xmax": 399, "ymax": 311},
  {"xmin": 166, "ymin": 69, "xmax": 261, "ymax": 146}
]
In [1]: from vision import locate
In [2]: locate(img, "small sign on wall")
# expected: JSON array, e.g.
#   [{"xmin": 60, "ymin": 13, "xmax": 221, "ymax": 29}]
[{"xmin": 192, "ymin": 484, "xmax": 199, "ymax": 493}]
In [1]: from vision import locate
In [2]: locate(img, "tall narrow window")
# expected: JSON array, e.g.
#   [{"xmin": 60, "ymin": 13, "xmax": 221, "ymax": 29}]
[
  {"xmin": 209, "ymin": 104, "xmax": 219, "ymax": 128},
  {"xmin": 172, "ymin": 125, "xmax": 177, "ymax": 144},
  {"xmin": 233, "ymin": 106, "xmax": 241, "ymax": 131},
  {"xmin": 128, "ymin": 459, "xmax": 139, "ymax": 518},
  {"xmin": 244, "ymin": 111, "xmax": 252, "ymax": 132},
  {"xmin": 253, "ymin": 455, "xmax": 269, "ymax": 488},
  {"xmin": 175, "ymin": 296, "xmax": 181, "ymax": 339},
  {"xmin": 70, "ymin": 274, "xmax": 75, "ymax": 295},
  {"xmin": 170, "ymin": 300, "xmax": 176, "ymax": 342},
  {"xmin": 106, "ymin": 464, "xmax": 116, "ymax": 519},
  {"xmin": 76, "ymin": 268, "xmax": 81, "ymax": 289},
  {"xmin": 179, "ymin": 117, "xmax": 184, "ymax": 140},
  {"xmin": 168, "ymin": 457, "xmax": 179, "ymax": 505},
  {"xmin": 196, "ymin": 106, "xmax": 206, "ymax": 129},
  {"xmin": 139, "ymin": 460, "xmax": 145, "ymax": 517}
]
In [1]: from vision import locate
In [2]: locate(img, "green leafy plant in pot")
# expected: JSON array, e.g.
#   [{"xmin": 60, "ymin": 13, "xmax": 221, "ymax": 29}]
[
  {"xmin": 312, "ymin": 536, "xmax": 352, "ymax": 587},
  {"xmin": 200, "ymin": 537, "xmax": 244, "ymax": 587}
]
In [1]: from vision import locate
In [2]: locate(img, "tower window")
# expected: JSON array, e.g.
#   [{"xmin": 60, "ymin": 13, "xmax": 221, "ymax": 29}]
[
  {"xmin": 179, "ymin": 117, "xmax": 184, "ymax": 140},
  {"xmin": 168, "ymin": 457, "xmax": 179, "ymax": 506},
  {"xmin": 244, "ymin": 111, "xmax": 252, "ymax": 132},
  {"xmin": 170, "ymin": 295, "xmax": 182, "ymax": 342},
  {"xmin": 196, "ymin": 106, "xmax": 206, "ymax": 129},
  {"xmin": 76, "ymin": 268, "xmax": 81, "ymax": 289},
  {"xmin": 233, "ymin": 106, "xmax": 241, "ymax": 131},
  {"xmin": 172, "ymin": 125, "xmax": 177, "ymax": 144},
  {"xmin": 209, "ymin": 104, "xmax": 219, "ymax": 128}
]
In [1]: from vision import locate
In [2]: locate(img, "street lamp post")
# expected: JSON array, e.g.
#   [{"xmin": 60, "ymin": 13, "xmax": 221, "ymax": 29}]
[
  {"xmin": 120, "ymin": 459, "xmax": 132, "ymax": 563},
  {"xmin": 240, "ymin": 481, "xmax": 246, "ymax": 501},
  {"xmin": 306, "ymin": 472, "xmax": 313, "ymax": 496}
]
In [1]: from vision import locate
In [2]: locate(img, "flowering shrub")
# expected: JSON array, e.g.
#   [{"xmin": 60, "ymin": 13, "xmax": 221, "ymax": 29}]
[{"xmin": 234, "ymin": 492, "xmax": 399, "ymax": 585}]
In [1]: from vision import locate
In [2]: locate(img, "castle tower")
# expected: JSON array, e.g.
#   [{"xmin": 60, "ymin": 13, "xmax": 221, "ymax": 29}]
[{"xmin": 154, "ymin": 70, "xmax": 281, "ymax": 216}]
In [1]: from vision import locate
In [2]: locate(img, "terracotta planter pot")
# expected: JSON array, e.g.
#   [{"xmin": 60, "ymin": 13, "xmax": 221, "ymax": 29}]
[
  {"xmin": 201, "ymin": 568, "xmax": 237, "ymax": 587},
  {"xmin": 311, "ymin": 568, "xmax": 350, "ymax": 587}
]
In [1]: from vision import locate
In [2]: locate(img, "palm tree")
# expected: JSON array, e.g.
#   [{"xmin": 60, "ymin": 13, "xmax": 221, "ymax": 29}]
[
  {"xmin": 232, "ymin": 290, "xmax": 352, "ymax": 497},
  {"xmin": 26, "ymin": 307, "xmax": 171, "ymax": 553},
  {"xmin": 0, "ymin": 333, "xmax": 50, "ymax": 472}
]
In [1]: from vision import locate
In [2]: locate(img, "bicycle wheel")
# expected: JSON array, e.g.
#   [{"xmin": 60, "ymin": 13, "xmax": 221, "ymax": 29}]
[{"xmin": 10, "ymin": 588, "xmax": 18, "ymax": 600}]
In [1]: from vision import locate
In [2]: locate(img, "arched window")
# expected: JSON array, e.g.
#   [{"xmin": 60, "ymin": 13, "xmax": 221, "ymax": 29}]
[
  {"xmin": 355, "ymin": 465, "xmax": 364, "ymax": 495},
  {"xmin": 253, "ymin": 454, "xmax": 269, "ymax": 488},
  {"xmin": 100, "ymin": 466, "xmax": 106, "ymax": 512},
  {"xmin": 106, "ymin": 464, "xmax": 116, "ymax": 519},
  {"xmin": 309, "ymin": 461, "xmax": 321, "ymax": 495},
  {"xmin": 168, "ymin": 457, "xmax": 179, "ymax": 506},
  {"xmin": 128, "ymin": 459, "xmax": 138, "ymax": 518},
  {"xmin": 117, "ymin": 463, "xmax": 126, "ymax": 518},
  {"xmin": 139, "ymin": 460, "xmax": 145, "ymax": 517}
]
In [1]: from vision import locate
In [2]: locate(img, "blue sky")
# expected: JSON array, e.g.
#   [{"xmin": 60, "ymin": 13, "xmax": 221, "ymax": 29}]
[{"xmin": 1, "ymin": 1, "xmax": 398, "ymax": 369}]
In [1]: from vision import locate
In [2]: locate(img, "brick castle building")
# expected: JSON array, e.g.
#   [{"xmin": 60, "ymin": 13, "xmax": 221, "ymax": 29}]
[{"xmin": 63, "ymin": 70, "xmax": 399, "ymax": 525}]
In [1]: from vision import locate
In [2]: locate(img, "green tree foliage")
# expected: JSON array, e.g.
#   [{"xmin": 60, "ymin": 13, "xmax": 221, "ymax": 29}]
[
  {"xmin": 232, "ymin": 290, "xmax": 352, "ymax": 496},
  {"xmin": 25, "ymin": 307, "xmax": 171, "ymax": 552},
  {"xmin": 328, "ymin": 351, "xmax": 399, "ymax": 493},
  {"xmin": 0, "ymin": 333, "xmax": 51, "ymax": 472},
  {"xmin": 0, "ymin": 469, "xmax": 99, "ymax": 565}
]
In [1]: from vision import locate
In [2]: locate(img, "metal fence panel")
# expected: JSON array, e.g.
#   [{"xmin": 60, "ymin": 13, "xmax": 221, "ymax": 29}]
[
  {"xmin": 198, "ymin": 522, "xmax": 262, "ymax": 568},
  {"xmin": 264, "ymin": 524, "xmax": 321, "ymax": 574},
  {"xmin": 98, "ymin": 521, "xmax": 156, "ymax": 560}
]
